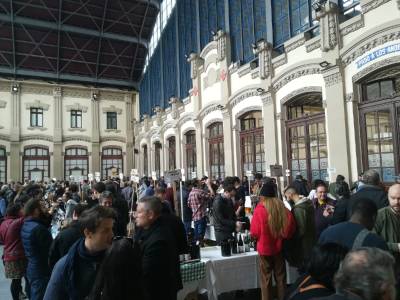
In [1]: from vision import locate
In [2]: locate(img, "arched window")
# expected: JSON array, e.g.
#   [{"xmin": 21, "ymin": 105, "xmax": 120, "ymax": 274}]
[
  {"xmin": 0, "ymin": 147, "xmax": 6, "ymax": 183},
  {"xmin": 23, "ymin": 147, "xmax": 50, "ymax": 181},
  {"xmin": 185, "ymin": 130, "xmax": 197, "ymax": 179},
  {"xmin": 167, "ymin": 136, "xmax": 176, "ymax": 171},
  {"xmin": 359, "ymin": 66, "xmax": 400, "ymax": 183},
  {"xmin": 101, "ymin": 147, "xmax": 123, "ymax": 180},
  {"xmin": 154, "ymin": 142, "xmax": 162, "ymax": 178},
  {"xmin": 64, "ymin": 147, "xmax": 88, "ymax": 180},
  {"xmin": 240, "ymin": 111, "xmax": 264, "ymax": 176},
  {"xmin": 286, "ymin": 93, "xmax": 327, "ymax": 181},
  {"xmin": 143, "ymin": 145, "xmax": 148, "ymax": 176},
  {"xmin": 208, "ymin": 122, "xmax": 224, "ymax": 179}
]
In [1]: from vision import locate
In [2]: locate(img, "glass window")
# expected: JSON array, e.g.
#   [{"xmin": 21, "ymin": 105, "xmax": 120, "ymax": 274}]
[
  {"xmin": 30, "ymin": 108, "xmax": 43, "ymax": 127},
  {"xmin": 154, "ymin": 142, "xmax": 162, "ymax": 178},
  {"xmin": 106, "ymin": 112, "xmax": 117, "ymax": 129},
  {"xmin": 71, "ymin": 110, "xmax": 82, "ymax": 128},
  {"xmin": 0, "ymin": 147, "xmax": 6, "ymax": 183},
  {"xmin": 101, "ymin": 147, "xmax": 123, "ymax": 180},
  {"xmin": 208, "ymin": 123, "xmax": 224, "ymax": 180},
  {"xmin": 64, "ymin": 147, "xmax": 88, "ymax": 180},
  {"xmin": 185, "ymin": 130, "xmax": 196, "ymax": 179},
  {"xmin": 364, "ymin": 80, "xmax": 395, "ymax": 101},
  {"xmin": 168, "ymin": 137, "xmax": 176, "ymax": 171},
  {"xmin": 143, "ymin": 145, "xmax": 148, "ymax": 176},
  {"xmin": 23, "ymin": 147, "xmax": 49, "ymax": 181}
]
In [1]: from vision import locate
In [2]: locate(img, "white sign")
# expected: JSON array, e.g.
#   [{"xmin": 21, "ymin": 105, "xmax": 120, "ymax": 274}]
[
  {"xmin": 151, "ymin": 171, "xmax": 157, "ymax": 181},
  {"xmin": 191, "ymin": 171, "xmax": 197, "ymax": 179},
  {"xmin": 131, "ymin": 169, "xmax": 138, "ymax": 176},
  {"xmin": 88, "ymin": 173, "xmax": 93, "ymax": 181},
  {"xmin": 119, "ymin": 173, "xmax": 124, "ymax": 180},
  {"xmin": 245, "ymin": 170, "xmax": 253, "ymax": 177},
  {"xmin": 327, "ymin": 167, "xmax": 336, "ymax": 174},
  {"xmin": 95, "ymin": 171, "xmax": 101, "ymax": 181},
  {"xmin": 164, "ymin": 169, "xmax": 182, "ymax": 183},
  {"xmin": 131, "ymin": 175, "xmax": 140, "ymax": 183}
]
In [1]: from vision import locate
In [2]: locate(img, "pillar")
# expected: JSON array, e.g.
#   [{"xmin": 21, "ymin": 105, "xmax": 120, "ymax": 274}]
[
  {"xmin": 222, "ymin": 109, "xmax": 235, "ymax": 176},
  {"xmin": 194, "ymin": 119, "xmax": 204, "ymax": 177},
  {"xmin": 91, "ymin": 91, "xmax": 101, "ymax": 174},
  {"xmin": 187, "ymin": 53, "xmax": 203, "ymax": 114},
  {"xmin": 262, "ymin": 93, "xmax": 279, "ymax": 167},
  {"xmin": 175, "ymin": 126, "xmax": 182, "ymax": 169},
  {"xmin": 10, "ymin": 83, "xmax": 21, "ymax": 181},
  {"xmin": 53, "ymin": 87, "xmax": 63, "ymax": 180},
  {"xmin": 125, "ymin": 93, "xmax": 134, "ymax": 174}
]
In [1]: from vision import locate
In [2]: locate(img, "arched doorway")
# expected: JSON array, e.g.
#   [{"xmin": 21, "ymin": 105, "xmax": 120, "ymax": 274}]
[
  {"xmin": 64, "ymin": 147, "xmax": 88, "ymax": 180},
  {"xmin": 167, "ymin": 136, "xmax": 176, "ymax": 171},
  {"xmin": 239, "ymin": 111, "xmax": 264, "ymax": 176},
  {"xmin": 185, "ymin": 130, "xmax": 197, "ymax": 179},
  {"xmin": 285, "ymin": 93, "xmax": 327, "ymax": 181},
  {"xmin": 358, "ymin": 65, "xmax": 400, "ymax": 183},
  {"xmin": 154, "ymin": 141, "xmax": 162, "ymax": 178},
  {"xmin": 23, "ymin": 146, "xmax": 50, "ymax": 181},
  {"xmin": 101, "ymin": 147, "xmax": 123, "ymax": 180},
  {"xmin": 208, "ymin": 122, "xmax": 224, "ymax": 180},
  {"xmin": 143, "ymin": 145, "xmax": 148, "ymax": 176}
]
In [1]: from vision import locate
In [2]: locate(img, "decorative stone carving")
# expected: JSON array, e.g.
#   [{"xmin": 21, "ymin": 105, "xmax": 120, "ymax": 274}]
[
  {"xmin": 228, "ymin": 87, "xmax": 260, "ymax": 109},
  {"xmin": 253, "ymin": 40, "xmax": 273, "ymax": 79},
  {"xmin": 306, "ymin": 38, "xmax": 321, "ymax": 52},
  {"xmin": 25, "ymin": 100, "xmax": 50, "ymax": 110},
  {"xmin": 102, "ymin": 105, "xmax": 123, "ymax": 114},
  {"xmin": 251, "ymin": 69, "xmax": 260, "ymax": 79},
  {"xmin": 261, "ymin": 95, "xmax": 273, "ymax": 106},
  {"xmin": 21, "ymin": 134, "xmax": 53, "ymax": 142},
  {"xmin": 238, "ymin": 65, "xmax": 252, "ymax": 78},
  {"xmin": 63, "ymin": 89, "xmax": 92, "ymax": 98},
  {"xmin": 53, "ymin": 87, "xmax": 62, "ymax": 97},
  {"xmin": 101, "ymin": 91, "xmax": 124, "ymax": 101},
  {"xmin": 273, "ymin": 66, "xmax": 321, "ymax": 92},
  {"xmin": 0, "ymin": 100, "xmax": 7, "ymax": 108},
  {"xmin": 213, "ymin": 30, "xmax": 227, "ymax": 61},
  {"xmin": 187, "ymin": 53, "xmax": 204, "ymax": 80},
  {"xmin": 340, "ymin": 15, "xmax": 364, "ymax": 37},
  {"xmin": 154, "ymin": 106, "xmax": 164, "ymax": 126},
  {"xmin": 361, "ymin": 0, "xmax": 391, "ymax": 13},
  {"xmin": 342, "ymin": 30, "xmax": 400, "ymax": 67},
  {"xmin": 352, "ymin": 56, "xmax": 400, "ymax": 82},
  {"xmin": 316, "ymin": 1, "xmax": 341, "ymax": 51},
  {"xmin": 323, "ymin": 72, "xmax": 342, "ymax": 87},
  {"xmin": 177, "ymin": 113, "xmax": 196, "ymax": 127},
  {"xmin": 100, "ymin": 136, "xmax": 126, "ymax": 143},
  {"xmin": 280, "ymin": 87, "xmax": 323, "ymax": 105},
  {"xmin": 199, "ymin": 103, "xmax": 224, "ymax": 119},
  {"xmin": 66, "ymin": 103, "xmax": 88, "ymax": 113},
  {"xmin": 169, "ymin": 97, "xmax": 182, "ymax": 120},
  {"xmin": 142, "ymin": 114, "xmax": 150, "ymax": 132},
  {"xmin": 272, "ymin": 54, "xmax": 287, "ymax": 69},
  {"xmin": 22, "ymin": 85, "xmax": 52, "ymax": 95},
  {"xmin": 284, "ymin": 32, "xmax": 311, "ymax": 53}
]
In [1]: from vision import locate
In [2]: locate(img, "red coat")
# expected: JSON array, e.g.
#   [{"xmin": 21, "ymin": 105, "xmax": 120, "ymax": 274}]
[
  {"xmin": 0, "ymin": 216, "xmax": 26, "ymax": 261},
  {"xmin": 250, "ymin": 202, "xmax": 295, "ymax": 256}
]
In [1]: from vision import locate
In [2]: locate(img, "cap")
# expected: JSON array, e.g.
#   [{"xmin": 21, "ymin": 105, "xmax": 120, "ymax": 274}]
[{"xmin": 259, "ymin": 182, "xmax": 277, "ymax": 197}]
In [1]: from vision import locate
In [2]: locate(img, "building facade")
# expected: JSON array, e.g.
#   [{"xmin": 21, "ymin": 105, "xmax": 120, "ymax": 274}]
[
  {"xmin": 0, "ymin": 81, "xmax": 138, "ymax": 182},
  {"xmin": 135, "ymin": 0, "xmax": 400, "ymax": 186}
]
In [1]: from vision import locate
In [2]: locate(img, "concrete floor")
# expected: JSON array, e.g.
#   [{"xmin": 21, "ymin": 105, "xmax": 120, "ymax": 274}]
[{"xmin": 0, "ymin": 246, "xmax": 12, "ymax": 300}]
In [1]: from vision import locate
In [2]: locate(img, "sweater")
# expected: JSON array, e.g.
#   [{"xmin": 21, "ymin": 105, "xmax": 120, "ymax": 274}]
[{"xmin": 250, "ymin": 202, "xmax": 296, "ymax": 256}]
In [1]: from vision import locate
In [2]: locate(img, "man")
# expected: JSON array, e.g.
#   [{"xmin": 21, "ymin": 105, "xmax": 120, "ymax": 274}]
[
  {"xmin": 99, "ymin": 190, "xmax": 128, "ymax": 236},
  {"xmin": 48, "ymin": 203, "xmax": 88, "ymax": 270},
  {"xmin": 155, "ymin": 186, "xmax": 173, "ymax": 214},
  {"xmin": 315, "ymin": 247, "xmax": 396, "ymax": 300},
  {"xmin": 284, "ymin": 186, "xmax": 316, "ymax": 269},
  {"xmin": 374, "ymin": 183, "xmax": 400, "ymax": 294},
  {"xmin": 292, "ymin": 174, "xmax": 309, "ymax": 197},
  {"xmin": 21, "ymin": 198, "xmax": 53, "ymax": 300},
  {"xmin": 319, "ymin": 198, "xmax": 388, "ymax": 251},
  {"xmin": 328, "ymin": 174, "xmax": 349, "ymax": 200},
  {"xmin": 213, "ymin": 183, "xmax": 241, "ymax": 243},
  {"xmin": 135, "ymin": 196, "xmax": 181, "ymax": 300},
  {"xmin": 121, "ymin": 181, "xmax": 133, "ymax": 203},
  {"xmin": 188, "ymin": 179, "xmax": 213, "ymax": 242},
  {"xmin": 311, "ymin": 182, "xmax": 336, "ymax": 238},
  {"xmin": 44, "ymin": 206, "xmax": 116, "ymax": 300},
  {"xmin": 347, "ymin": 169, "xmax": 388, "ymax": 219},
  {"xmin": 87, "ymin": 181, "xmax": 105, "ymax": 208},
  {"xmin": 179, "ymin": 180, "xmax": 193, "ymax": 235}
]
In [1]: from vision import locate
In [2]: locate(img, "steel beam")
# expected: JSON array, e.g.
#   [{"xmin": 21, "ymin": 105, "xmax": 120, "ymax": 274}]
[{"xmin": 0, "ymin": 13, "xmax": 148, "ymax": 48}]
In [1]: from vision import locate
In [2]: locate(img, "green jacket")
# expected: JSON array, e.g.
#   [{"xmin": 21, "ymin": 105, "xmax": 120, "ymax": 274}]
[
  {"xmin": 285, "ymin": 198, "xmax": 317, "ymax": 268},
  {"xmin": 373, "ymin": 207, "xmax": 400, "ymax": 254}
]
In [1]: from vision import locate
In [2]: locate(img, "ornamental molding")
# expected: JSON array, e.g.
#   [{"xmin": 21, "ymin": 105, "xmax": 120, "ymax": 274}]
[
  {"xmin": 104, "ymin": 129, "xmax": 121, "ymax": 133},
  {"xmin": 148, "ymin": 127, "xmax": 160, "ymax": 139},
  {"xmin": 200, "ymin": 41, "xmax": 218, "ymax": 59},
  {"xmin": 262, "ymin": 95, "xmax": 273, "ymax": 106},
  {"xmin": 234, "ymin": 105, "xmax": 262, "ymax": 119},
  {"xmin": 66, "ymin": 103, "xmax": 88, "ymax": 113},
  {"xmin": 63, "ymin": 89, "xmax": 91, "ymax": 98},
  {"xmin": 177, "ymin": 113, "xmax": 196, "ymax": 127},
  {"xmin": 323, "ymin": 72, "xmax": 342, "ymax": 87},
  {"xmin": 341, "ymin": 27, "xmax": 400, "ymax": 67},
  {"xmin": 0, "ymin": 134, "xmax": 10, "ymax": 141},
  {"xmin": 228, "ymin": 61, "xmax": 241, "ymax": 74},
  {"xmin": 63, "ymin": 135, "xmax": 91, "ymax": 142},
  {"xmin": 53, "ymin": 87, "xmax": 62, "ymax": 97},
  {"xmin": 284, "ymin": 32, "xmax": 310, "ymax": 53},
  {"xmin": 339, "ymin": 14, "xmax": 364, "ymax": 37},
  {"xmin": 361, "ymin": 0, "xmax": 392, "ymax": 13},
  {"xmin": 251, "ymin": 69, "xmax": 260, "ymax": 79},
  {"xmin": 306, "ymin": 37, "xmax": 321, "ymax": 53},
  {"xmin": 101, "ymin": 91, "xmax": 125, "ymax": 102},
  {"xmin": 21, "ymin": 85, "xmax": 53, "ymax": 96},
  {"xmin": 102, "ymin": 105, "xmax": 123, "ymax": 114},
  {"xmin": 273, "ymin": 65, "xmax": 321, "ymax": 92},
  {"xmin": 280, "ymin": 86, "xmax": 323, "ymax": 105},
  {"xmin": 27, "ymin": 126, "xmax": 48, "ymax": 131},
  {"xmin": 272, "ymin": 54, "xmax": 287, "ymax": 69},
  {"xmin": 228, "ymin": 86, "xmax": 263, "ymax": 109},
  {"xmin": 160, "ymin": 121, "xmax": 177, "ymax": 133},
  {"xmin": 0, "ymin": 100, "xmax": 7, "ymax": 108},
  {"xmin": 21, "ymin": 134, "xmax": 53, "ymax": 142},
  {"xmin": 352, "ymin": 56, "xmax": 400, "ymax": 82},
  {"xmin": 100, "ymin": 136, "xmax": 126, "ymax": 143},
  {"xmin": 237, "ymin": 64, "xmax": 252, "ymax": 78},
  {"xmin": 25, "ymin": 100, "xmax": 50, "ymax": 110},
  {"xmin": 198, "ymin": 103, "xmax": 224, "ymax": 119}
]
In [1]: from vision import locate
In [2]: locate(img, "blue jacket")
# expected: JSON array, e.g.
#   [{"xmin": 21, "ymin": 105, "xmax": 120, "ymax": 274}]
[{"xmin": 21, "ymin": 217, "xmax": 53, "ymax": 280}]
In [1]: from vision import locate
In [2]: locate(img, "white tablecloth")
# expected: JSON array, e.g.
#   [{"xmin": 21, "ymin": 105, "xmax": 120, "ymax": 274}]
[{"xmin": 178, "ymin": 246, "xmax": 299, "ymax": 300}]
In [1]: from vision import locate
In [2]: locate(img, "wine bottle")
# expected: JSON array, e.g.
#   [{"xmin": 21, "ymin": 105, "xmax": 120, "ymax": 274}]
[
  {"xmin": 244, "ymin": 230, "xmax": 250, "ymax": 252},
  {"xmin": 238, "ymin": 233, "xmax": 244, "ymax": 253},
  {"xmin": 231, "ymin": 233, "xmax": 238, "ymax": 254}
]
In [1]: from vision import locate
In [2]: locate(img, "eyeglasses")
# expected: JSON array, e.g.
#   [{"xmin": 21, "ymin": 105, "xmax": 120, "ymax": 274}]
[{"xmin": 113, "ymin": 236, "xmax": 134, "ymax": 246}]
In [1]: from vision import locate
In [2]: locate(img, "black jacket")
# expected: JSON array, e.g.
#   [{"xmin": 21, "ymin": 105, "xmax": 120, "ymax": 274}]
[
  {"xmin": 136, "ymin": 218, "xmax": 181, "ymax": 300},
  {"xmin": 213, "ymin": 194, "xmax": 236, "ymax": 242},
  {"xmin": 48, "ymin": 220, "xmax": 83, "ymax": 270},
  {"xmin": 346, "ymin": 185, "xmax": 388, "ymax": 219},
  {"xmin": 112, "ymin": 199, "xmax": 129, "ymax": 236}
]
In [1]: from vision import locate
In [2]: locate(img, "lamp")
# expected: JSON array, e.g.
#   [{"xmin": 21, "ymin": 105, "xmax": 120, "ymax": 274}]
[
  {"xmin": 312, "ymin": 0, "xmax": 327, "ymax": 11},
  {"xmin": 92, "ymin": 92, "xmax": 99, "ymax": 101},
  {"xmin": 257, "ymin": 88, "xmax": 266, "ymax": 95},
  {"xmin": 11, "ymin": 84, "xmax": 18, "ymax": 93},
  {"xmin": 319, "ymin": 61, "xmax": 331, "ymax": 68}
]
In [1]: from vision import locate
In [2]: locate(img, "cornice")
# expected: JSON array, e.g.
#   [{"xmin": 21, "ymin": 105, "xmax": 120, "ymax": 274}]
[
  {"xmin": 284, "ymin": 32, "xmax": 310, "ymax": 53},
  {"xmin": 21, "ymin": 85, "xmax": 53, "ymax": 96},
  {"xmin": 305, "ymin": 37, "xmax": 321, "ymax": 53},
  {"xmin": 198, "ymin": 103, "xmax": 224, "ymax": 120},
  {"xmin": 21, "ymin": 134, "xmax": 53, "ymax": 142},
  {"xmin": 100, "ymin": 136, "xmax": 126, "ymax": 143},
  {"xmin": 273, "ymin": 65, "xmax": 321, "ymax": 92},
  {"xmin": 272, "ymin": 54, "xmax": 288, "ymax": 69},
  {"xmin": 339, "ymin": 14, "xmax": 364, "ymax": 37},
  {"xmin": 63, "ymin": 89, "xmax": 91, "ymax": 98},
  {"xmin": 66, "ymin": 103, "xmax": 88, "ymax": 113},
  {"xmin": 25, "ymin": 100, "xmax": 50, "ymax": 110},
  {"xmin": 361, "ymin": 0, "xmax": 391, "ymax": 13},
  {"xmin": 228, "ymin": 86, "xmax": 262, "ymax": 109}
]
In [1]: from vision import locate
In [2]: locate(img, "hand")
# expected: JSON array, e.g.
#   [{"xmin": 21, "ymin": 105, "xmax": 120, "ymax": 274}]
[
  {"xmin": 236, "ymin": 221, "xmax": 242, "ymax": 232},
  {"xmin": 323, "ymin": 206, "xmax": 334, "ymax": 217}
]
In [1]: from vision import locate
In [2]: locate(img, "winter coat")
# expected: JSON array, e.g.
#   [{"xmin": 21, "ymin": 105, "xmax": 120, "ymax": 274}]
[
  {"xmin": 0, "ymin": 216, "xmax": 26, "ymax": 261},
  {"xmin": 212, "ymin": 194, "xmax": 236, "ymax": 242},
  {"xmin": 346, "ymin": 184, "xmax": 388, "ymax": 219},
  {"xmin": 250, "ymin": 202, "xmax": 296, "ymax": 256}
]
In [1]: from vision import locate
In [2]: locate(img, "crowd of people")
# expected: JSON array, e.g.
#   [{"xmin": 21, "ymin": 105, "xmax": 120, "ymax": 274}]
[{"xmin": 0, "ymin": 168, "xmax": 397, "ymax": 300}]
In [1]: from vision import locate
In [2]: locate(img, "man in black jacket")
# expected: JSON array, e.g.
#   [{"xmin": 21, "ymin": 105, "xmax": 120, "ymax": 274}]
[
  {"xmin": 135, "ymin": 196, "xmax": 181, "ymax": 300},
  {"xmin": 213, "ymin": 183, "xmax": 241, "ymax": 243}
]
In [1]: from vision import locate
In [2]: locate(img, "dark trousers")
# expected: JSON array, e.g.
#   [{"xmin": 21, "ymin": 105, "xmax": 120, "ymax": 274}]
[
  {"xmin": 10, "ymin": 279, "xmax": 22, "ymax": 300},
  {"xmin": 259, "ymin": 253, "xmax": 286, "ymax": 300},
  {"xmin": 194, "ymin": 217, "xmax": 207, "ymax": 241}
]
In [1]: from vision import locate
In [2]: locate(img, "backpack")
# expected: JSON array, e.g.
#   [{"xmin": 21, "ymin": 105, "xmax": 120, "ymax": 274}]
[{"xmin": 286, "ymin": 275, "xmax": 327, "ymax": 300}]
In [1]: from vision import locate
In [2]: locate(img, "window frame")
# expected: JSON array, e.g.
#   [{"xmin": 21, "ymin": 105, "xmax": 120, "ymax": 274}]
[
  {"xmin": 22, "ymin": 146, "xmax": 50, "ymax": 181},
  {"xmin": 106, "ymin": 112, "xmax": 118, "ymax": 130},
  {"xmin": 64, "ymin": 147, "xmax": 88, "ymax": 180},
  {"xmin": 70, "ymin": 110, "xmax": 82, "ymax": 128},
  {"xmin": 30, "ymin": 107, "xmax": 43, "ymax": 127},
  {"xmin": 185, "ymin": 130, "xmax": 197, "ymax": 179},
  {"xmin": 208, "ymin": 122, "xmax": 225, "ymax": 180},
  {"xmin": 167, "ymin": 136, "xmax": 176, "ymax": 171},
  {"xmin": 101, "ymin": 147, "xmax": 123, "ymax": 180},
  {"xmin": 0, "ymin": 147, "xmax": 7, "ymax": 183}
]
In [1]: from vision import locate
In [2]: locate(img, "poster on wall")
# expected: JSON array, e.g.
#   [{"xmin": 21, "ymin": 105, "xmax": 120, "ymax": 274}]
[{"xmin": 30, "ymin": 170, "xmax": 43, "ymax": 182}]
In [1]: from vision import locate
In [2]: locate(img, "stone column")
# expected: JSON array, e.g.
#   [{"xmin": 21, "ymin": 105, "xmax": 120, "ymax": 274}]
[
  {"xmin": 125, "ymin": 93, "xmax": 134, "ymax": 175},
  {"xmin": 213, "ymin": 30, "xmax": 231, "ymax": 105},
  {"xmin": 222, "ymin": 108, "xmax": 235, "ymax": 176},
  {"xmin": 160, "ymin": 134, "xmax": 165, "ymax": 176},
  {"xmin": 187, "ymin": 53, "xmax": 204, "ymax": 114},
  {"xmin": 91, "ymin": 91, "xmax": 101, "ymax": 174},
  {"xmin": 194, "ymin": 119, "xmax": 204, "ymax": 177},
  {"xmin": 53, "ymin": 87, "xmax": 63, "ymax": 180},
  {"xmin": 315, "ymin": 1, "xmax": 341, "ymax": 53},
  {"xmin": 262, "ymin": 93, "xmax": 279, "ymax": 167},
  {"xmin": 175, "ymin": 126, "xmax": 182, "ymax": 169},
  {"xmin": 323, "ymin": 66, "xmax": 350, "ymax": 181},
  {"xmin": 10, "ymin": 83, "xmax": 21, "ymax": 181}
]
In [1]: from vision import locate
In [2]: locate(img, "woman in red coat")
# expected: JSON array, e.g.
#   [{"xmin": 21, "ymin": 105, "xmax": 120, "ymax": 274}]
[
  {"xmin": 250, "ymin": 182, "xmax": 296, "ymax": 300},
  {"xmin": 0, "ymin": 202, "xmax": 27, "ymax": 300}
]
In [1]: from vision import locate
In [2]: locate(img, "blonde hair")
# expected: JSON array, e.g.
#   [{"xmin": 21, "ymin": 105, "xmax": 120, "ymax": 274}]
[{"xmin": 260, "ymin": 196, "xmax": 288, "ymax": 238}]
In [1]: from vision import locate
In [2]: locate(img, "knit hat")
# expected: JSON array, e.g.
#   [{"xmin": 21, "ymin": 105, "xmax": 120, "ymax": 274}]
[{"xmin": 259, "ymin": 182, "xmax": 277, "ymax": 197}]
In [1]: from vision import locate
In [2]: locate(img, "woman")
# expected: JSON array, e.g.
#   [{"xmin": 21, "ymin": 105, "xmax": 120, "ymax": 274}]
[
  {"xmin": 88, "ymin": 237, "xmax": 143, "ymax": 300},
  {"xmin": 250, "ymin": 182, "xmax": 296, "ymax": 300},
  {"xmin": 285, "ymin": 243, "xmax": 348, "ymax": 300},
  {"xmin": 0, "ymin": 203, "xmax": 27, "ymax": 300}
]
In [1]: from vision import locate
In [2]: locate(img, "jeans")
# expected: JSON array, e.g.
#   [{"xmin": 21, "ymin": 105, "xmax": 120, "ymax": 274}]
[
  {"xmin": 194, "ymin": 217, "xmax": 207, "ymax": 241},
  {"xmin": 184, "ymin": 221, "xmax": 192, "ymax": 236}
]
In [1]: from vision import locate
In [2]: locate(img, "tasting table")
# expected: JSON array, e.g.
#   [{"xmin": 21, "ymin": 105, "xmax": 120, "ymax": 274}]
[{"xmin": 178, "ymin": 246, "xmax": 298, "ymax": 300}]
